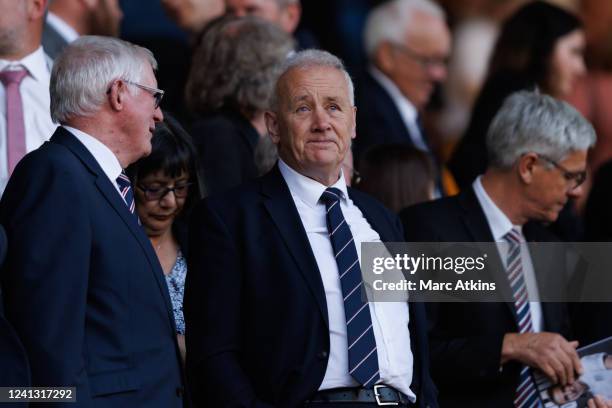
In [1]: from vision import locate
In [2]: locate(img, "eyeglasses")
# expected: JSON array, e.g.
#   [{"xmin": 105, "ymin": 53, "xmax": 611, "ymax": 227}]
[
  {"xmin": 106, "ymin": 79, "xmax": 165, "ymax": 109},
  {"xmin": 391, "ymin": 43, "xmax": 448, "ymax": 70},
  {"xmin": 137, "ymin": 182, "xmax": 192, "ymax": 201},
  {"xmin": 538, "ymin": 155, "xmax": 587, "ymax": 190},
  {"xmin": 125, "ymin": 80, "xmax": 164, "ymax": 108}
]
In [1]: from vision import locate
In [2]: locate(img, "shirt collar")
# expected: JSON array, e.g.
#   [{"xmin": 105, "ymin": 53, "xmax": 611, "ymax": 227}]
[
  {"xmin": 278, "ymin": 158, "xmax": 348, "ymax": 208},
  {"xmin": 472, "ymin": 176, "xmax": 522, "ymax": 241},
  {"xmin": 63, "ymin": 125, "xmax": 123, "ymax": 183},
  {"xmin": 0, "ymin": 46, "xmax": 51, "ymax": 82},
  {"xmin": 369, "ymin": 65, "xmax": 418, "ymax": 124},
  {"xmin": 46, "ymin": 12, "xmax": 79, "ymax": 44}
]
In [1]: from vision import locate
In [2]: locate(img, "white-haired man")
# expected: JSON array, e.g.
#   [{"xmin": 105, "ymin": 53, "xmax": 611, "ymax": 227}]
[
  {"xmin": 354, "ymin": 0, "xmax": 450, "ymax": 169},
  {"xmin": 401, "ymin": 91, "xmax": 612, "ymax": 408},
  {"xmin": 185, "ymin": 49, "xmax": 438, "ymax": 407},
  {"xmin": 0, "ymin": 0, "xmax": 56, "ymax": 195},
  {"xmin": 0, "ymin": 36, "xmax": 184, "ymax": 407}
]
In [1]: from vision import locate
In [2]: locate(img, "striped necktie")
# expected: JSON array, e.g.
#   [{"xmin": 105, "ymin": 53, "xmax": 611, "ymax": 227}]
[
  {"xmin": 504, "ymin": 228, "xmax": 542, "ymax": 408},
  {"xmin": 320, "ymin": 187, "xmax": 380, "ymax": 387},
  {"xmin": 116, "ymin": 171, "xmax": 137, "ymax": 218}
]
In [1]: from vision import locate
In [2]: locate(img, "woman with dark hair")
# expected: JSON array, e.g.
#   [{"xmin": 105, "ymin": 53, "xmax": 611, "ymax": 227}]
[
  {"xmin": 449, "ymin": 1, "xmax": 585, "ymax": 187},
  {"xmin": 127, "ymin": 114, "xmax": 204, "ymax": 362},
  {"xmin": 185, "ymin": 15, "xmax": 294, "ymax": 195},
  {"xmin": 357, "ymin": 144, "xmax": 435, "ymax": 213}
]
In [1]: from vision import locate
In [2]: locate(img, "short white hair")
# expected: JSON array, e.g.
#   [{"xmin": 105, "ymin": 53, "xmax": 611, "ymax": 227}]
[
  {"xmin": 50, "ymin": 36, "xmax": 157, "ymax": 124},
  {"xmin": 487, "ymin": 91, "xmax": 596, "ymax": 168},
  {"xmin": 270, "ymin": 49, "xmax": 354, "ymax": 110},
  {"xmin": 364, "ymin": 0, "xmax": 445, "ymax": 60}
]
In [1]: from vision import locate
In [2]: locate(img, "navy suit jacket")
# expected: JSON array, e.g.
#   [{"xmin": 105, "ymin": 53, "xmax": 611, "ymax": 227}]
[
  {"xmin": 400, "ymin": 188, "xmax": 572, "ymax": 408},
  {"xmin": 0, "ymin": 224, "xmax": 31, "ymax": 396},
  {"xmin": 354, "ymin": 70, "xmax": 419, "ymax": 162},
  {"xmin": 0, "ymin": 127, "xmax": 184, "ymax": 407},
  {"xmin": 184, "ymin": 165, "xmax": 438, "ymax": 408}
]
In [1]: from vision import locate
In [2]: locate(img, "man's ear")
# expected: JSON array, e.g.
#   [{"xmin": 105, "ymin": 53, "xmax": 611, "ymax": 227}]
[
  {"xmin": 517, "ymin": 152, "xmax": 539, "ymax": 184},
  {"xmin": 279, "ymin": 2, "xmax": 301, "ymax": 34},
  {"xmin": 375, "ymin": 42, "xmax": 395, "ymax": 75},
  {"xmin": 107, "ymin": 80, "xmax": 127, "ymax": 112},
  {"xmin": 28, "ymin": 0, "xmax": 47, "ymax": 20},
  {"xmin": 265, "ymin": 111, "xmax": 280, "ymax": 144}
]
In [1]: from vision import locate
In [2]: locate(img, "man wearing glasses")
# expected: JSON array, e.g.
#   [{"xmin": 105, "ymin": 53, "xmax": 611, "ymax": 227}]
[
  {"xmin": 354, "ymin": 0, "xmax": 450, "ymax": 178},
  {"xmin": 0, "ymin": 36, "xmax": 185, "ymax": 407},
  {"xmin": 399, "ymin": 91, "xmax": 609, "ymax": 407}
]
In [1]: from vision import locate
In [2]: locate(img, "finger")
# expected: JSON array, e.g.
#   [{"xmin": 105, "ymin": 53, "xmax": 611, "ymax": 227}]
[
  {"xmin": 540, "ymin": 363, "xmax": 558, "ymax": 384},
  {"xmin": 588, "ymin": 399, "xmax": 596, "ymax": 408},
  {"xmin": 561, "ymin": 340, "xmax": 583, "ymax": 376},
  {"xmin": 548, "ymin": 356, "xmax": 567, "ymax": 385}
]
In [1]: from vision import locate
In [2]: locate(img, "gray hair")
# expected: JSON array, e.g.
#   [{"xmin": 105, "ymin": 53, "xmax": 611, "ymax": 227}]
[
  {"xmin": 270, "ymin": 49, "xmax": 354, "ymax": 111},
  {"xmin": 50, "ymin": 36, "xmax": 157, "ymax": 124},
  {"xmin": 487, "ymin": 91, "xmax": 596, "ymax": 168},
  {"xmin": 186, "ymin": 16, "xmax": 294, "ymax": 118},
  {"xmin": 364, "ymin": 0, "xmax": 445, "ymax": 60},
  {"xmin": 275, "ymin": 0, "xmax": 299, "ymax": 6}
]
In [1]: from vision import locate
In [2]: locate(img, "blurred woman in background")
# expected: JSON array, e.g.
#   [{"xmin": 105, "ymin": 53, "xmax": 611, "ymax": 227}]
[
  {"xmin": 357, "ymin": 144, "xmax": 435, "ymax": 214},
  {"xmin": 127, "ymin": 115, "xmax": 204, "ymax": 362},
  {"xmin": 449, "ymin": 1, "xmax": 585, "ymax": 187},
  {"xmin": 185, "ymin": 16, "xmax": 294, "ymax": 195}
]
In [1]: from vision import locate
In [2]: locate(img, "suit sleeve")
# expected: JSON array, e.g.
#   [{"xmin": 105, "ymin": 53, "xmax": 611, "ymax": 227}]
[
  {"xmin": 184, "ymin": 199, "xmax": 273, "ymax": 408},
  {"xmin": 0, "ymin": 157, "xmax": 93, "ymax": 404}
]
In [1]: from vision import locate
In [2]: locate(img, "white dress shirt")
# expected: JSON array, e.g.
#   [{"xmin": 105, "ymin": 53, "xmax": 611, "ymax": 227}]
[
  {"xmin": 0, "ymin": 46, "xmax": 56, "ymax": 194},
  {"xmin": 278, "ymin": 159, "xmax": 416, "ymax": 401},
  {"xmin": 46, "ymin": 12, "xmax": 79, "ymax": 44},
  {"xmin": 473, "ymin": 176, "xmax": 543, "ymax": 332},
  {"xmin": 63, "ymin": 126, "xmax": 123, "ymax": 196},
  {"xmin": 369, "ymin": 66, "xmax": 429, "ymax": 152}
]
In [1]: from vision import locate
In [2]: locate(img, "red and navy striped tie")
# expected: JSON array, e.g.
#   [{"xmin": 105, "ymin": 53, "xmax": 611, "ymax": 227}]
[
  {"xmin": 504, "ymin": 228, "xmax": 542, "ymax": 408},
  {"xmin": 116, "ymin": 171, "xmax": 137, "ymax": 218},
  {"xmin": 320, "ymin": 187, "xmax": 380, "ymax": 387}
]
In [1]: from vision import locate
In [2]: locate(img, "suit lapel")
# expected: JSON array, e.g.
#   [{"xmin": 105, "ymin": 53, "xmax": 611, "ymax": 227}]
[
  {"xmin": 458, "ymin": 189, "xmax": 518, "ymax": 321},
  {"xmin": 51, "ymin": 128, "xmax": 176, "ymax": 331},
  {"xmin": 261, "ymin": 166, "xmax": 329, "ymax": 327}
]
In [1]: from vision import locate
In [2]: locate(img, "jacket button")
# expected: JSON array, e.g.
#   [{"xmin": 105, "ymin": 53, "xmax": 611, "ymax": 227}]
[{"xmin": 317, "ymin": 351, "xmax": 329, "ymax": 360}]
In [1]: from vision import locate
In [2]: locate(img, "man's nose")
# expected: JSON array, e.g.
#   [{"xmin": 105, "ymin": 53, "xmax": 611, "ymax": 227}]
[
  {"xmin": 427, "ymin": 62, "xmax": 447, "ymax": 82},
  {"xmin": 154, "ymin": 106, "xmax": 164, "ymax": 122},
  {"xmin": 311, "ymin": 106, "xmax": 331, "ymax": 132}
]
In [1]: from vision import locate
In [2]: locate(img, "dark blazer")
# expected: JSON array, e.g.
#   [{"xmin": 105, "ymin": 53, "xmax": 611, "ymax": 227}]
[
  {"xmin": 41, "ymin": 20, "xmax": 70, "ymax": 60},
  {"xmin": 354, "ymin": 70, "xmax": 417, "ymax": 163},
  {"xmin": 400, "ymin": 187, "xmax": 571, "ymax": 408},
  {"xmin": 184, "ymin": 165, "xmax": 438, "ymax": 408},
  {"xmin": 0, "ymin": 127, "xmax": 184, "ymax": 407},
  {"xmin": 190, "ymin": 108, "xmax": 260, "ymax": 197},
  {"xmin": 0, "ymin": 225, "xmax": 32, "ymax": 394}
]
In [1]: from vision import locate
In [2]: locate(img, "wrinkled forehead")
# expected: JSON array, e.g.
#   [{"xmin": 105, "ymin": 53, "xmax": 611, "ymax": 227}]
[{"xmin": 277, "ymin": 66, "xmax": 351, "ymax": 106}]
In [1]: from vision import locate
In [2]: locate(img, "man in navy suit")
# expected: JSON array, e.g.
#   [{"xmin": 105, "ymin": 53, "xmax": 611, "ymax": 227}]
[
  {"xmin": 400, "ymin": 92, "xmax": 610, "ymax": 408},
  {"xmin": 185, "ymin": 49, "xmax": 437, "ymax": 407},
  {"xmin": 354, "ymin": 0, "xmax": 450, "ymax": 164},
  {"xmin": 0, "ymin": 36, "xmax": 184, "ymax": 407}
]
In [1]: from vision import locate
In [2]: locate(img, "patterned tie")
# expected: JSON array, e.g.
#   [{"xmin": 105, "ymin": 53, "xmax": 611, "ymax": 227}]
[
  {"xmin": 320, "ymin": 187, "xmax": 380, "ymax": 387},
  {"xmin": 116, "ymin": 171, "xmax": 137, "ymax": 217},
  {"xmin": 504, "ymin": 228, "xmax": 542, "ymax": 408},
  {"xmin": 0, "ymin": 69, "xmax": 28, "ymax": 175}
]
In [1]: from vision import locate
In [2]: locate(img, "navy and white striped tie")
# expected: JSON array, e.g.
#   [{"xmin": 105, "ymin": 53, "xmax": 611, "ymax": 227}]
[
  {"xmin": 504, "ymin": 228, "xmax": 542, "ymax": 408},
  {"xmin": 116, "ymin": 170, "xmax": 137, "ymax": 218},
  {"xmin": 320, "ymin": 187, "xmax": 380, "ymax": 387}
]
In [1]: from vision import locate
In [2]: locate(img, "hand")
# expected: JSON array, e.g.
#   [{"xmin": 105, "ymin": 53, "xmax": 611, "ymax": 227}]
[
  {"xmin": 588, "ymin": 395, "xmax": 612, "ymax": 408},
  {"xmin": 501, "ymin": 332, "xmax": 582, "ymax": 385}
]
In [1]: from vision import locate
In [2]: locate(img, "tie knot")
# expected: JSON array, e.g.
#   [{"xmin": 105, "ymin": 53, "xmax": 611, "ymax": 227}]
[
  {"xmin": 320, "ymin": 187, "xmax": 343, "ymax": 207},
  {"xmin": 503, "ymin": 228, "xmax": 522, "ymax": 244},
  {"xmin": 0, "ymin": 69, "xmax": 28, "ymax": 87},
  {"xmin": 116, "ymin": 171, "xmax": 131, "ymax": 189}
]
